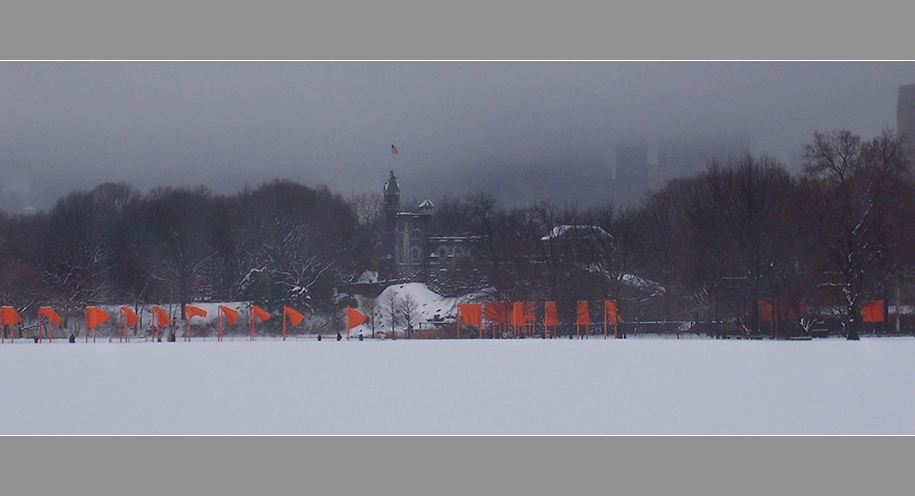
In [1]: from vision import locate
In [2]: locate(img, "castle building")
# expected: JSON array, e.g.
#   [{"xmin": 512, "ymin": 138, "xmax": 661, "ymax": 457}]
[{"xmin": 381, "ymin": 170, "xmax": 481, "ymax": 284}]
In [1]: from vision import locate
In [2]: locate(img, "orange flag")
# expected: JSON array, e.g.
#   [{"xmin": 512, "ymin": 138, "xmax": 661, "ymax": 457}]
[
  {"xmin": 758, "ymin": 299, "xmax": 775, "ymax": 322},
  {"xmin": 185, "ymin": 304, "xmax": 207, "ymax": 320},
  {"xmin": 862, "ymin": 301, "xmax": 885, "ymax": 323},
  {"xmin": 85, "ymin": 306, "xmax": 111, "ymax": 330},
  {"xmin": 120, "ymin": 306, "xmax": 138, "ymax": 327},
  {"xmin": 283, "ymin": 306, "xmax": 305, "ymax": 327},
  {"xmin": 251, "ymin": 305, "xmax": 271, "ymax": 322},
  {"xmin": 39, "ymin": 306, "xmax": 62, "ymax": 327},
  {"xmin": 457, "ymin": 304, "xmax": 482, "ymax": 326},
  {"xmin": 544, "ymin": 301, "xmax": 558, "ymax": 326},
  {"xmin": 484, "ymin": 302, "xmax": 509, "ymax": 324},
  {"xmin": 777, "ymin": 300, "xmax": 803, "ymax": 322},
  {"xmin": 153, "ymin": 306, "xmax": 171, "ymax": 327},
  {"xmin": 346, "ymin": 307, "xmax": 367, "ymax": 329},
  {"xmin": 1, "ymin": 306, "xmax": 22, "ymax": 325},
  {"xmin": 576, "ymin": 301, "xmax": 590, "ymax": 325},
  {"xmin": 219, "ymin": 305, "xmax": 238, "ymax": 326},
  {"xmin": 604, "ymin": 300, "xmax": 620, "ymax": 325},
  {"xmin": 510, "ymin": 302, "xmax": 525, "ymax": 327}
]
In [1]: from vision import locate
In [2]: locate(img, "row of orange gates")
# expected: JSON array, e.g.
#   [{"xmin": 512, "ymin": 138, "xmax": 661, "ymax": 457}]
[
  {"xmin": 0, "ymin": 304, "xmax": 305, "ymax": 343},
  {"xmin": 453, "ymin": 300, "xmax": 622, "ymax": 339},
  {"xmin": 340, "ymin": 301, "xmax": 621, "ymax": 340},
  {"xmin": 1, "ymin": 299, "xmax": 890, "ymax": 344}
]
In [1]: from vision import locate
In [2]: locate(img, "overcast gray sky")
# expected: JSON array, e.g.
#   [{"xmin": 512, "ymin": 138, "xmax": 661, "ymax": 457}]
[{"xmin": 2, "ymin": 62, "xmax": 914, "ymax": 212}]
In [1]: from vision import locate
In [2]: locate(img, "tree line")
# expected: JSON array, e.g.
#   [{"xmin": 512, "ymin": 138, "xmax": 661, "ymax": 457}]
[
  {"xmin": 0, "ymin": 129, "xmax": 910, "ymax": 339},
  {"xmin": 0, "ymin": 180, "xmax": 368, "ymax": 333},
  {"xmin": 397, "ymin": 129, "xmax": 912, "ymax": 340}
]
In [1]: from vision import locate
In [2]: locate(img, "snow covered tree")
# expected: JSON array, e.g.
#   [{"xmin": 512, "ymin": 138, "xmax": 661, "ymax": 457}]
[
  {"xmin": 38, "ymin": 183, "xmax": 144, "ymax": 320},
  {"xmin": 232, "ymin": 180, "xmax": 366, "ymax": 314},
  {"xmin": 802, "ymin": 129, "xmax": 910, "ymax": 340}
]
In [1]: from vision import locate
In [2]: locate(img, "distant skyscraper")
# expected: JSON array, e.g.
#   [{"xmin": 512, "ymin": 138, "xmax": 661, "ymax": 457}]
[
  {"xmin": 657, "ymin": 133, "xmax": 750, "ymax": 180},
  {"xmin": 898, "ymin": 84, "xmax": 915, "ymax": 160},
  {"xmin": 613, "ymin": 132, "xmax": 750, "ymax": 202},
  {"xmin": 615, "ymin": 140, "xmax": 652, "ymax": 200}
]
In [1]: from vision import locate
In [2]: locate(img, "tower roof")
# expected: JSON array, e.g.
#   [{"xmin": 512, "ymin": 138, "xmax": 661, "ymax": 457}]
[{"xmin": 384, "ymin": 169, "xmax": 400, "ymax": 196}]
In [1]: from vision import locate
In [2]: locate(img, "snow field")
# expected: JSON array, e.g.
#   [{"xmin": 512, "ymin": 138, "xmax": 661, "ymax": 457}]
[{"xmin": 1, "ymin": 337, "xmax": 913, "ymax": 434}]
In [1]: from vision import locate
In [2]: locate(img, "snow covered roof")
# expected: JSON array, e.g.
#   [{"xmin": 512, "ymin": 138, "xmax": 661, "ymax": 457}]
[
  {"xmin": 418, "ymin": 199, "xmax": 434, "ymax": 209},
  {"xmin": 384, "ymin": 170, "xmax": 400, "ymax": 195},
  {"xmin": 540, "ymin": 225, "xmax": 611, "ymax": 242}
]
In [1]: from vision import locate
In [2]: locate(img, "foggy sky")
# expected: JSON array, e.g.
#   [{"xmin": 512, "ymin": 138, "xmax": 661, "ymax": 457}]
[{"xmin": 2, "ymin": 62, "xmax": 914, "ymax": 212}]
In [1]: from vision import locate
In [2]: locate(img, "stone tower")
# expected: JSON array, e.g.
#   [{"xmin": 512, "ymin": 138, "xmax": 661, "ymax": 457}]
[
  {"xmin": 381, "ymin": 170, "xmax": 401, "ymax": 279},
  {"xmin": 898, "ymin": 84, "xmax": 915, "ymax": 160},
  {"xmin": 384, "ymin": 169, "xmax": 401, "ymax": 223}
]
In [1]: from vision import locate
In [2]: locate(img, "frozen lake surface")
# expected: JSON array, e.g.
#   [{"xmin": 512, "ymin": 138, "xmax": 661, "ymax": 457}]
[{"xmin": 2, "ymin": 336, "xmax": 912, "ymax": 434}]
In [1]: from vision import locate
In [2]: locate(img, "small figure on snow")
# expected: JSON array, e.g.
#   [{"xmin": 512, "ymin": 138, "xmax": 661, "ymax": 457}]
[
  {"xmin": 317, "ymin": 334, "xmax": 322, "ymax": 341},
  {"xmin": 336, "ymin": 331, "xmax": 342, "ymax": 341},
  {"xmin": 68, "ymin": 334, "xmax": 76, "ymax": 343},
  {"xmin": 358, "ymin": 333, "xmax": 364, "ymax": 341}
]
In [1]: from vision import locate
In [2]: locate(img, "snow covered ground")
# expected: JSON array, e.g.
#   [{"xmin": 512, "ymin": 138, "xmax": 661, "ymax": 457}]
[{"xmin": 2, "ymin": 336, "xmax": 913, "ymax": 434}]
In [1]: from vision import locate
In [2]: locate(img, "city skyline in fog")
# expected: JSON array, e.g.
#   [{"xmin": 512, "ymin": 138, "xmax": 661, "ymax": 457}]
[{"xmin": 2, "ymin": 62, "xmax": 914, "ymax": 212}]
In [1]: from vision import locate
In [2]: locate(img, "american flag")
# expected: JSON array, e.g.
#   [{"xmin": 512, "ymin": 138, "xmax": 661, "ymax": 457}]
[{"xmin": 391, "ymin": 144, "xmax": 398, "ymax": 155}]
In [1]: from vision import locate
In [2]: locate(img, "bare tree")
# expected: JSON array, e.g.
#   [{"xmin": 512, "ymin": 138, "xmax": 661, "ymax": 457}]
[
  {"xmin": 629, "ymin": 177, "xmax": 699, "ymax": 324},
  {"xmin": 349, "ymin": 191, "xmax": 385, "ymax": 228},
  {"xmin": 802, "ymin": 129, "xmax": 910, "ymax": 339},
  {"xmin": 687, "ymin": 155, "xmax": 795, "ymax": 336},
  {"xmin": 142, "ymin": 186, "xmax": 218, "ymax": 317},
  {"xmin": 398, "ymin": 293, "xmax": 421, "ymax": 338},
  {"xmin": 363, "ymin": 296, "xmax": 380, "ymax": 338},
  {"xmin": 381, "ymin": 290, "xmax": 401, "ymax": 339}
]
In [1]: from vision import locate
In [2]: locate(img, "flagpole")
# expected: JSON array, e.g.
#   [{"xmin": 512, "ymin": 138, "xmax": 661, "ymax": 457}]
[
  {"xmin": 604, "ymin": 303, "xmax": 608, "ymax": 340},
  {"xmin": 542, "ymin": 304, "xmax": 546, "ymax": 339}
]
